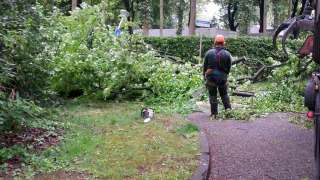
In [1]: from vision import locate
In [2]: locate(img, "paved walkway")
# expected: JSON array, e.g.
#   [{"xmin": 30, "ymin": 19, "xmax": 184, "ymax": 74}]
[{"xmin": 188, "ymin": 112, "xmax": 316, "ymax": 180}]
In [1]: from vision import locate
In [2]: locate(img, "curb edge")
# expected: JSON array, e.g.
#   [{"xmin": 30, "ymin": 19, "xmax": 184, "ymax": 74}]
[{"xmin": 191, "ymin": 130, "xmax": 210, "ymax": 180}]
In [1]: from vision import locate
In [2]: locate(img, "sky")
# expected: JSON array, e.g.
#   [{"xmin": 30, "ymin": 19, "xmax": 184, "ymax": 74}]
[{"xmin": 198, "ymin": 2, "xmax": 221, "ymax": 21}]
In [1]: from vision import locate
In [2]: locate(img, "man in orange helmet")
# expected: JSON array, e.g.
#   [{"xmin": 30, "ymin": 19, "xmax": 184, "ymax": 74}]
[{"xmin": 203, "ymin": 34, "xmax": 232, "ymax": 119}]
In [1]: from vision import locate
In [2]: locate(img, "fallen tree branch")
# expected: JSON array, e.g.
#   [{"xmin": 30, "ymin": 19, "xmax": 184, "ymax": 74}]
[
  {"xmin": 232, "ymin": 57, "xmax": 246, "ymax": 65},
  {"xmin": 252, "ymin": 66, "xmax": 266, "ymax": 80},
  {"xmin": 236, "ymin": 76, "xmax": 253, "ymax": 82},
  {"xmin": 265, "ymin": 63, "xmax": 287, "ymax": 69},
  {"xmin": 232, "ymin": 91, "xmax": 255, "ymax": 97},
  {"xmin": 236, "ymin": 66, "xmax": 266, "ymax": 82},
  {"xmin": 154, "ymin": 54, "xmax": 186, "ymax": 64},
  {"xmin": 236, "ymin": 62, "xmax": 287, "ymax": 83}
]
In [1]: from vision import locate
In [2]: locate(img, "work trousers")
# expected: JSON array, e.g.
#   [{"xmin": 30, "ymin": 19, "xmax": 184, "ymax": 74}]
[{"xmin": 206, "ymin": 80, "xmax": 231, "ymax": 115}]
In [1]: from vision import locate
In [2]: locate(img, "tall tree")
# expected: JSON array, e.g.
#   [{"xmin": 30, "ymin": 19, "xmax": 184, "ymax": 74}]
[
  {"xmin": 72, "ymin": 0, "xmax": 77, "ymax": 10},
  {"xmin": 176, "ymin": 0, "xmax": 186, "ymax": 35},
  {"xmin": 227, "ymin": 1, "xmax": 239, "ymax": 31},
  {"xmin": 189, "ymin": 0, "xmax": 196, "ymax": 35},
  {"xmin": 259, "ymin": 0, "xmax": 264, "ymax": 33},
  {"xmin": 299, "ymin": 0, "xmax": 307, "ymax": 15},
  {"xmin": 259, "ymin": 0, "xmax": 268, "ymax": 33},
  {"xmin": 149, "ymin": 0, "xmax": 180, "ymax": 29},
  {"xmin": 259, "ymin": 0, "xmax": 266, "ymax": 33},
  {"xmin": 291, "ymin": 0, "xmax": 299, "ymax": 17},
  {"xmin": 160, "ymin": 0, "xmax": 164, "ymax": 36},
  {"xmin": 288, "ymin": 0, "xmax": 292, "ymax": 17},
  {"xmin": 263, "ymin": 0, "xmax": 268, "ymax": 34},
  {"xmin": 238, "ymin": 0, "xmax": 256, "ymax": 34},
  {"xmin": 214, "ymin": 0, "xmax": 258, "ymax": 32},
  {"xmin": 270, "ymin": 0, "xmax": 289, "ymax": 28},
  {"xmin": 122, "ymin": 0, "xmax": 135, "ymax": 34},
  {"xmin": 139, "ymin": 0, "xmax": 151, "ymax": 35},
  {"xmin": 71, "ymin": 0, "xmax": 83, "ymax": 11}
]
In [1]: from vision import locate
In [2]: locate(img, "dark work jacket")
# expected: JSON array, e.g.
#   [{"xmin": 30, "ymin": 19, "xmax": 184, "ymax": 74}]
[{"xmin": 203, "ymin": 47, "xmax": 232, "ymax": 84}]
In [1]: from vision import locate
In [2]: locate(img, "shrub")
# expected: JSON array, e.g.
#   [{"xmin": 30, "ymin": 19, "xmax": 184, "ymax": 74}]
[
  {"xmin": 0, "ymin": 1, "xmax": 59, "ymax": 132},
  {"xmin": 50, "ymin": 5, "xmax": 203, "ymax": 105},
  {"xmin": 0, "ymin": 93, "xmax": 52, "ymax": 132},
  {"xmin": 0, "ymin": 1, "xmax": 58, "ymax": 99},
  {"xmin": 144, "ymin": 36, "xmax": 302, "ymax": 64}
]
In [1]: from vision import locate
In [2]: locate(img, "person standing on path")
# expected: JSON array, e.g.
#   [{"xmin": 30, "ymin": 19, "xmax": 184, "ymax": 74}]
[{"xmin": 203, "ymin": 35, "xmax": 232, "ymax": 119}]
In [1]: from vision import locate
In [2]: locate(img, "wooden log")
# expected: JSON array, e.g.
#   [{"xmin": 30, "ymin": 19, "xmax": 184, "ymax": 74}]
[
  {"xmin": 251, "ymin": 66, "xmax": 266, "ymax": 82},
  {"xmin": 232, "ymin": 91, "xmax": 255, "ymax": 97}
]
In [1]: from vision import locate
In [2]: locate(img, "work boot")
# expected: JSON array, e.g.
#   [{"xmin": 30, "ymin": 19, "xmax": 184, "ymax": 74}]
[
  {"xmin": 209, "ymin": 114, "xmax": 217, "ymax": 120},
  {"xmin": 210, "ymin": 97, "xmax": 218, "ymax": 115}
]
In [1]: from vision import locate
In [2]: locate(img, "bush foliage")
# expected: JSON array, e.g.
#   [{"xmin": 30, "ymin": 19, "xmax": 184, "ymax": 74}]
[
  {"xmin": 49, "ymin": 5, "xmax": 202, "ymax": 103},
  {"xmin": 144, "ymin": 36, "xmax": 301, "ymax": 64}
]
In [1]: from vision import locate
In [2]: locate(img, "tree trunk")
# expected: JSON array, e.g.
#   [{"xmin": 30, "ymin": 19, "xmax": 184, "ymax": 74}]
[
  {"xmin": 300, "ymin": 0, "xmax": 307, "ymax": 15},
  {"xmin": 291, "ymin": 0, "xmax": 299, "ymax": 17},
  {"xmin": 259, "ymin": 0, "xmax": 264, "ymax": 33},
  {"xmin": 288, "ymin": 0, "xmax": 292, "ymax": 18},
  {"xmin": 227, "ymin": 2, "xmax": 238, "ymax": 31},
  {"xmin": 142, "ymin": 0, "xmax": 150, "ymax": 36},
  {"xmin": 160, "ymin": 0, "xmax": 164, "ymax": 36},
  {"xmin": 189, "ymin": 0, "xmax": 196, "ymax": 35},
  {"xmin": 43, "ymin": 0, "xmax": 54, "ymax": 11},
  {"xmin": 176, "ymin": 0, "xmax": 184, "ymax": 35},
  {"xmin": 263, "ymin": 0, "xmax": 268, "ymax": 34},
  {"xmin": 143, "ymin": 20, "xmax": 149, "ymax": 36},
  {"xmin": 122, "ymin": 0, "xmax": 134, "ymax": 34},
  {"xmin": 129, "ymin": 0, "xmax": 135, "ymax": 34},
  {"xmin": 259, "ymin": 0, "xmax": 267, "ymax": 33},
  {"xmin": 272, "ymin": 0, "xmax": 280, "ymax": 28},
  {"xmin": 72, "ymin": 0, "xmax": 77, "ymax": 10}
]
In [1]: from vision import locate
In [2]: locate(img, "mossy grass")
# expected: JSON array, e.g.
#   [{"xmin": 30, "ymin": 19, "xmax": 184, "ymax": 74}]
[{"xmin": 26, "ymin": 101, "xmax": 199, "ymax": 179}]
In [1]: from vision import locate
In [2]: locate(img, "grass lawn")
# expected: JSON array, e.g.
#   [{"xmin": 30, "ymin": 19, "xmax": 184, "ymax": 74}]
[{"xmin": 33, "ymin": 101, "xmax": 199, "ymax": 179}]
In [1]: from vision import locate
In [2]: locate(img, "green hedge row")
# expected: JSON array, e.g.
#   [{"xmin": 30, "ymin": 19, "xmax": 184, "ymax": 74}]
[{"xmin": 144, "ymin": 36, "xmax": 301, "ymax": 64}]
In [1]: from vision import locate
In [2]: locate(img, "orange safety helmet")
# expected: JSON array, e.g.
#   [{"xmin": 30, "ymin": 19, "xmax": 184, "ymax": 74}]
[{"xmin": 214, "ymin": 35, "xmax": 225, "ymax": 45}]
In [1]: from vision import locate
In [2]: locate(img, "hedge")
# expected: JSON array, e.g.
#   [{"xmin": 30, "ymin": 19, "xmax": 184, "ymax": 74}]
[{"xmin": 144, "ymin": 36, "xmax": 301, "ymax": 64}]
